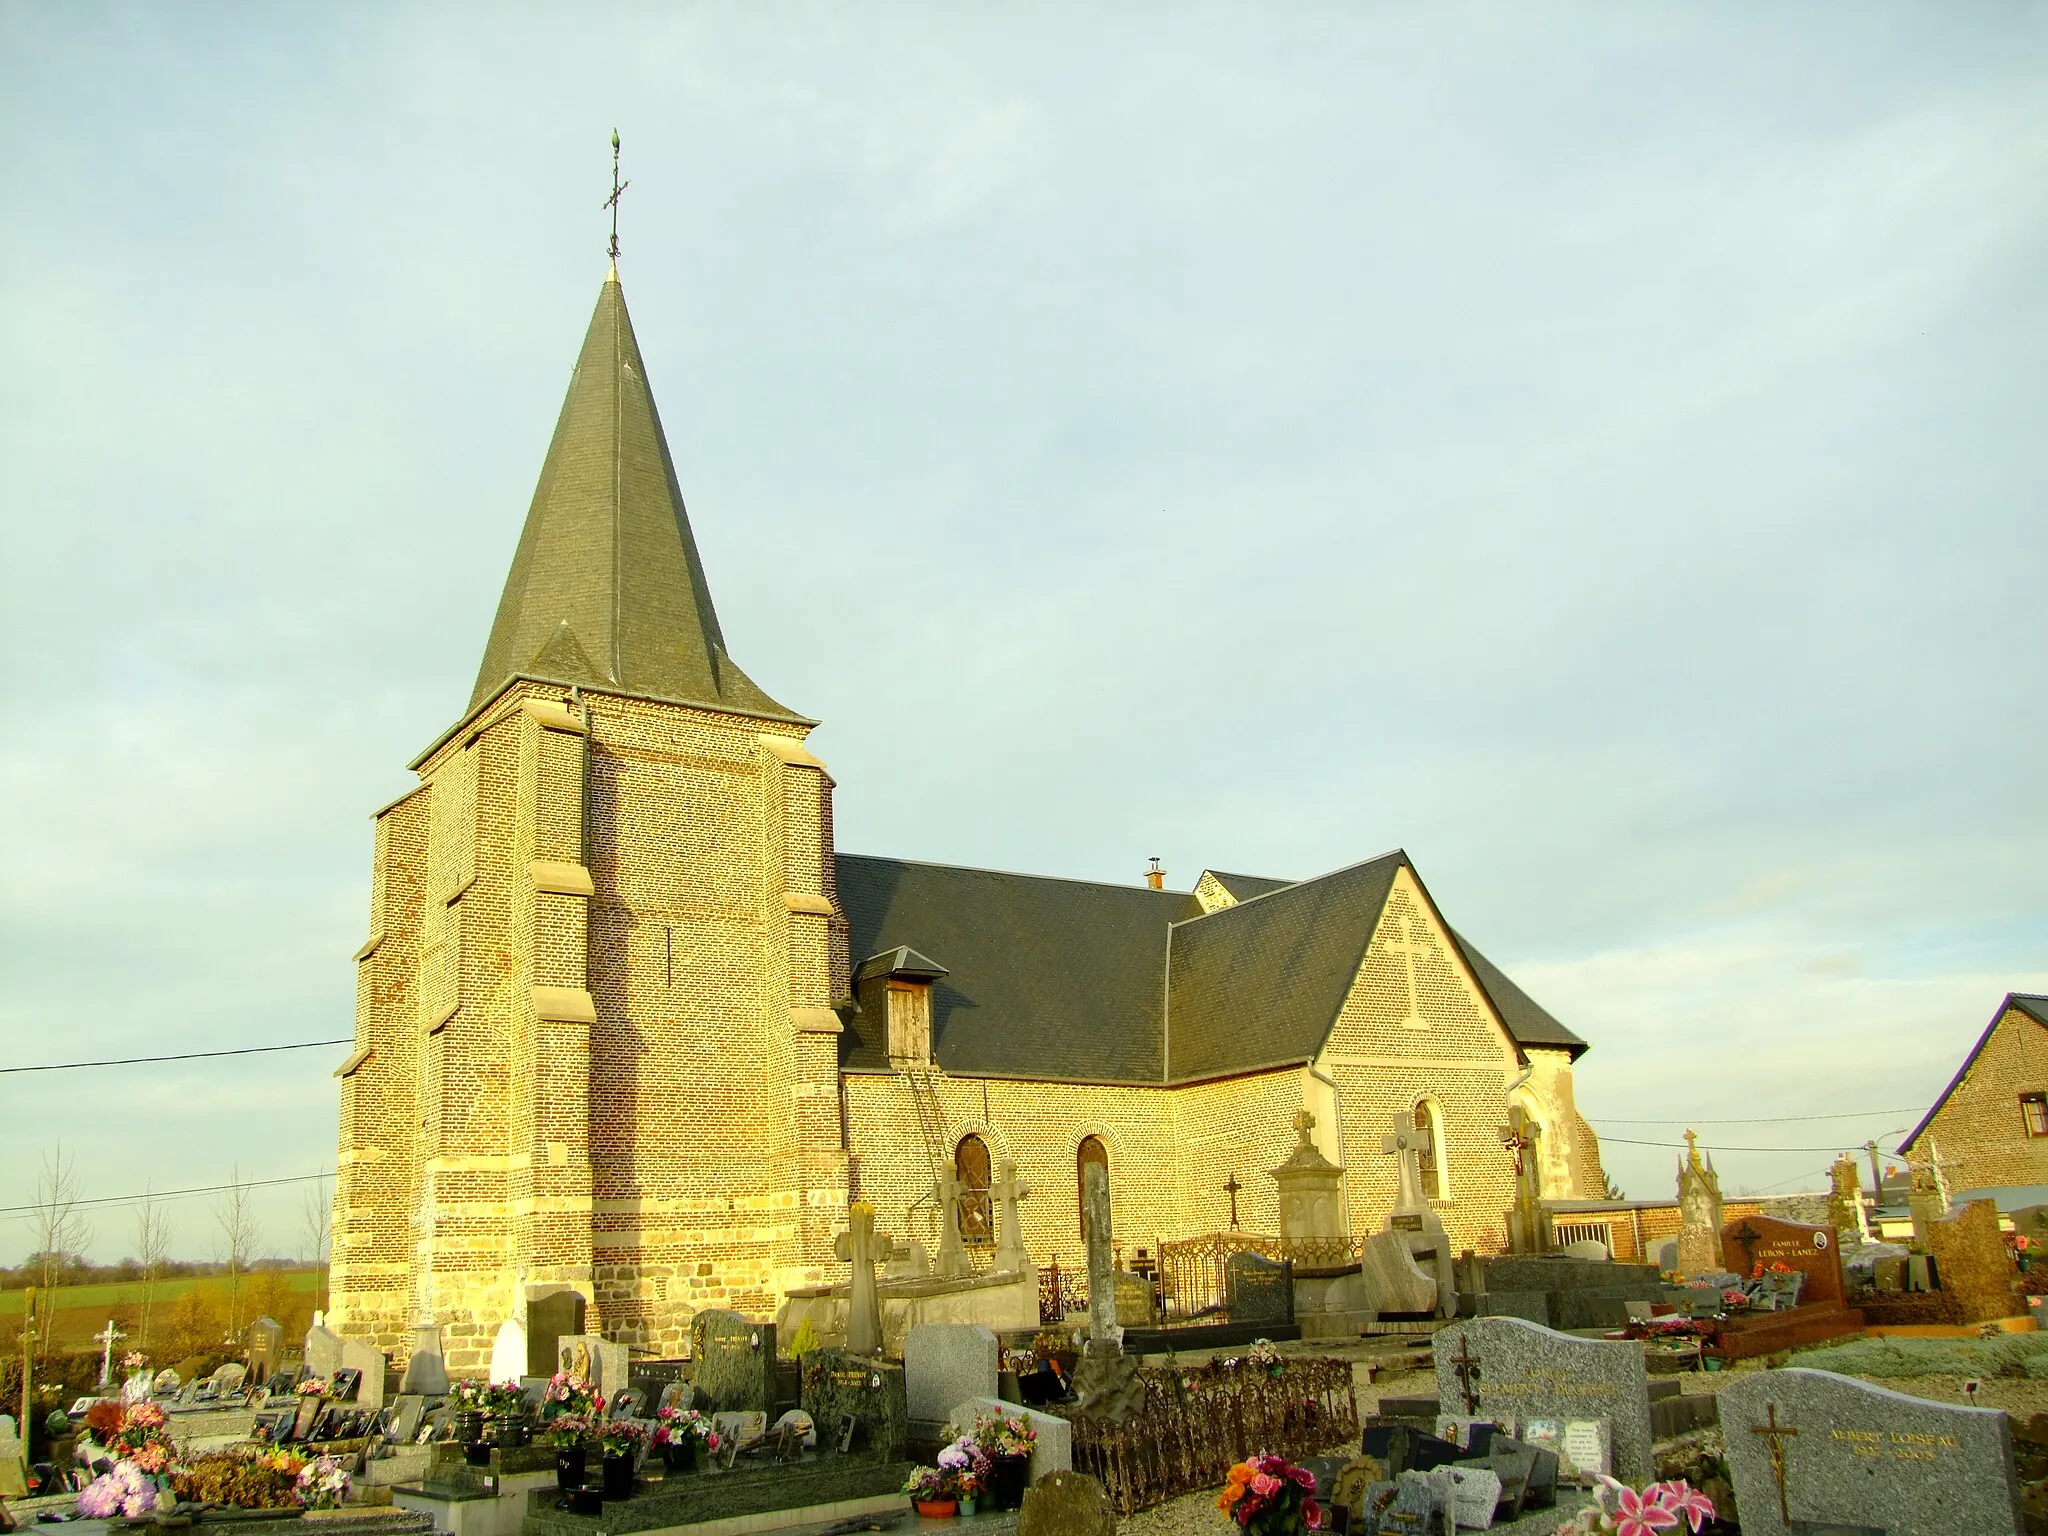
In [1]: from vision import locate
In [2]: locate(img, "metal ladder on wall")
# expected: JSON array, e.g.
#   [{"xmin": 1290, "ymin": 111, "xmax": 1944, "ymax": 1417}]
[{"xmin": 900, "ymin": 1064, "xmax": 953, "ymax": 1241}]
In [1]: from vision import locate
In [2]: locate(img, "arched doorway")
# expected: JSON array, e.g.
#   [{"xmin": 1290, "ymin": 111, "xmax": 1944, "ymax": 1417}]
[
  {"xmin": 955, "ymin": 1134, "xmax": 993, "ymax": 1245},
  {"xmin": 1077, "ymin": 1135, "xmax": 1110, "ymax": 1239}
]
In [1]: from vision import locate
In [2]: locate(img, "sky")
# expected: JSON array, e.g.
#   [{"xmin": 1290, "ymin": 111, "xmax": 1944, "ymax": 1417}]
[{"xmin": 1, "ymin": 3, "xmax": 2044, "ymax": 1265}]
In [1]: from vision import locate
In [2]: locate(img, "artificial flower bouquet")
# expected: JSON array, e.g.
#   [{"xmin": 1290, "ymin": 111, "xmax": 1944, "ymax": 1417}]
[
  {"xmin": 79, "ymin": 1460, "xmax": 168, "ymax": 1518},
  {"xmin": 539, "ymin": 1411, "xmax": 598, "ymax": 1448},
  {"xmin": 973, "ymin": 1409, "xmax": 1036, "ymax": 1458},
  {"xmin": 172, "ymin": 1447, "xmax": 310, "ymax": 1511},
  {"xmin": 296, "ymin": 1376, "xmax": 331, "ymax": 1397},
  {"xmin": 1558, "ymin": 1476, "xmax": 1714, "ymax": 1536},
  {"xmin": 903, "ymin": 1466, "xmax": 954, "ymax": 1505},
  {"xmin": 601, "ymin": 1419, "xmax": 649, "ymax": 1460},
  {"xmin": 295, "ymin": 1454, "xmax": 353, "ymax": 1510},
  {"xmin": 652, "ymin": 1406, "xmax": 719, "ymax": 1450},
  {"xmin": 937, "ymin": 1433, "xmax": 992, "ymax": 1498},
  {"xmin": 480, "ymin": 1382, "xmax": 529, "ymax": 1418},
  {"xmin": 543, "ymin": 1371, "xmax": 602, "ymax": 1420},
  {"xmin": 1218, "ymin": 1454, "xmax": 1322, "ymax": 1535}
]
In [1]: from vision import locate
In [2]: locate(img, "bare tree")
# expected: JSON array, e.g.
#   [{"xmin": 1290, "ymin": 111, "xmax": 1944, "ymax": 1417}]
[
  {"xmin": 133, "ymin": 1186, "xmax": 171, "ymax": 1352},
  {"xmin": 297, "ymin": 1174, "xmax": 332, "ymax": 1315},
  {"xmin": 27, "ymin": 1144, "xmax": 93, "ymax": 1359},
  {"xmin": 211, "ymin": 1165, "xmax": 260, "ymax": 1341}
]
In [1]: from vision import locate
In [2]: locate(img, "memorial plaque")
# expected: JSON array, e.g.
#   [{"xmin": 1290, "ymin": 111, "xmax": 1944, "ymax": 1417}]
[
  {"xmin": 1432, "ymin": 1317, "xmax": 1653, "ymax": 1484},
  {"xmin": 1720, "ymin": 1216, "xmax": 1846, "ymax": 1309},
  {"xmin": 1226, "ymin": 1251, "xmax": 1295, "ymax": 1326},
  {"xmin": 1721, "ymin": 1367, "xmax": 2022, "ymax": 1536},
  {"xmin": 1112, "ymin": 1271, "xmax": 1158, "ymax": 1326}
]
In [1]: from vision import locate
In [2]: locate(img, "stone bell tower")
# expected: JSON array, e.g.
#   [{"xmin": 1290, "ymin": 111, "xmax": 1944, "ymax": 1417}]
[{"xmin": 329, "ymin": 267, "xmax": 851, "ymax": 1372}]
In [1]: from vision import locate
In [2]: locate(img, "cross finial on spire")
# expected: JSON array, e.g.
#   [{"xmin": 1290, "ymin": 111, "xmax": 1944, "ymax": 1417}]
[{"xmin": 604, "ymin": 128, "xmax": 630, "ymax": 272}]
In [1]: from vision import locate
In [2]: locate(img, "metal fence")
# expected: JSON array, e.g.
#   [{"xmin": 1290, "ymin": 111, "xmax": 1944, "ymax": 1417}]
[{"xmin": 1155, "ymin": 1231, "xmax": 1364, "ymax": 1321}]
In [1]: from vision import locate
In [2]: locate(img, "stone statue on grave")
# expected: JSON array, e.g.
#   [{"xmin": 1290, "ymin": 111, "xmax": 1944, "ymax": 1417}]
[
  {"xmin": 1675, "ymin": 1129, "xmax": 1724, "ymax": 1276},
  {"xmin": 1070, "ymin": 1160, "xmax": 1141, "ymax": 1420},
  {"xmin": 932, "ymin": 1173, "xmax": 972, "ymax": 1279},
  {"xmin": 1501, "ymin": 1105, "xmax": 1552, "ymax": 1255},
  {"xmin": 992, "ymin": 1160, "xmax": 1035, "ymax": 1276},
  {"xmin": 833, "ymin": 1201, "xmax": 885, "ymax": 1357}
]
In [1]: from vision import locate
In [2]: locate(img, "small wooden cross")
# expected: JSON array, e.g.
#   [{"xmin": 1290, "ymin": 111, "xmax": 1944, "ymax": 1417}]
[
  {"xmin": 1447, "ymin": 1333, "xmax": 1481, "ymax": 1416},
  {"xmin": 1224, "ymin": 1173, "xmax": 1242, "ymax": 1230},
  {"xmin": 1750, "ymin": 1401, "xmax": 1797, "ymax": 1523}
]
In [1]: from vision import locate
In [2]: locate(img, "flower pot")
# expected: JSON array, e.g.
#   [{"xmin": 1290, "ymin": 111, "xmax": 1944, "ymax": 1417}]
[
  {"xmin": 566, "ymin": 1487, "xmax": 603, "ymax": 1516},
  {"xmin": 554, "ymin": 1446, "xmax": 587, "ymax": 1493},
  {"xmin": 913, "ymin": 1499, "xmax": 958, "ymax": 1518},
  {"xmin": 989, "ymin": 1455, "xmax": 1030, "ymax": 1511},
  {"xmin": 489, "ymin": 1412, "xmax": 531, "ymax": 1448},
  {"xmin": 661, "ymin": 1441, "xmax": 700, "ymax": 1475},
  {"xmin": 958, "ymin": 1496, "xmax": 977, "ymax": 1516},
  {"xmin": 453, "ymin": 1410, "xmax": 487, "ymax": 1447},
  {"xmin": 602, "ymin": 1453, "xmax": 635, "ymax": 1499},
  {"xmin": 464, "ymin": 1442, "xmax": 493, "ymax": 1466}
]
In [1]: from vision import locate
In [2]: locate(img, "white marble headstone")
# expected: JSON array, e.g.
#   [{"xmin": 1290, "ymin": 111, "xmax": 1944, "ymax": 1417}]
[{"xmin": 489, "ymin": 1320, "xmax": 528, "ymax": 1385}]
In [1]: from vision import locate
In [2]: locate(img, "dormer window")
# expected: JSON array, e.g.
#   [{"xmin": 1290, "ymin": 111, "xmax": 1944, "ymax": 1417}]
[{"xmin": 853, "ymin": 946, "xmax": 950, "ymax": 1068}]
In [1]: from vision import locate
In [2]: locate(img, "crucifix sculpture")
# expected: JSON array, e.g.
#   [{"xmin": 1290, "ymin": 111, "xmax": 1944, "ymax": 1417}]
[
  {"xmin": 1223, "ymin": 1173, "xmax": 1242, "ymax": 1230},
  {"xmin": 1750, "ymin": 1401, "xmax": 1797, "ymax": 1523},
  {"xmin": 1447, "ymin": 1333, "xmax": 1481, "ymax": 1416},
  {"xmin": 1727, "ymin": 1220, "xmax": 1764, "ymax": 1273},
  {"xmin": 94, "ymin": 1319, "xmax": 126, "ymax": 1388}
]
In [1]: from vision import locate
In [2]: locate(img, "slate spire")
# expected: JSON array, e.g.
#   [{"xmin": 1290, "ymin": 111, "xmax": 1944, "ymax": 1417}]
[{"xmin": 469, "ymin": 272, "xmax": 801, "ymax": 721}]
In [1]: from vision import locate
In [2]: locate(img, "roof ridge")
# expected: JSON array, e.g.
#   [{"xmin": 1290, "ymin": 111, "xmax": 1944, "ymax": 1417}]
[
  {"xmin": 835, "ymin": 851, "xmax": 1189, "ymax": 899},
  {"xmin": 1171, "ymin": 849, "xmax": 1407, "ymax": 928}
]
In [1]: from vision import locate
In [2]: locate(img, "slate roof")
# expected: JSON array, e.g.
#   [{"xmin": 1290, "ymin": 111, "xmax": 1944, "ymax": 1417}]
[
  {"xmin": 1207, "ymin": 871, "xmax": 1298, "ymax": 904},
  {"xmin": 835, "ymin": 850, "xmax": 1587, "ymax": 1084},
  {"xmin": 468, "ymin": 272, "xmax": 803, "ymax": 723},
  {"xmin": 1900, "ymin": 993, "xmax": 2048, "ymax": 1154}
]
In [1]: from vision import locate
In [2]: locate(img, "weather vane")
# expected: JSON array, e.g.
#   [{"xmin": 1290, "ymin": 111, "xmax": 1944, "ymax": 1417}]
[{"xmin": 604, "ymin": 128, "xmax": 630, "ymax": 265}]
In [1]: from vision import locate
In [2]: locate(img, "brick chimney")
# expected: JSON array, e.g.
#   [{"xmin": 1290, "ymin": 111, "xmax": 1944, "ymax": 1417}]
[{"xmin": 1145, "ymin": 857, "xmax": 1166, "ymax": 891}]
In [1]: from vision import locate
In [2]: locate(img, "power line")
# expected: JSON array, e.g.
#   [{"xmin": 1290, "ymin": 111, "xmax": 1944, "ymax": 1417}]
[
  {"xmin": 1589, "ymin": 1109, "xmax": 1921, "ymax": 1125},
  {"xmin": 1598, "ymin": 1135, "xmax": 1909, "ymax": 1153},
  {"xmin": 0, "ymin": 1040, "xmax": 352, "ymax": 1075},
  {"xmin": 0, "ymin": 1172, "xmax": 331, "ymax": 1219}
]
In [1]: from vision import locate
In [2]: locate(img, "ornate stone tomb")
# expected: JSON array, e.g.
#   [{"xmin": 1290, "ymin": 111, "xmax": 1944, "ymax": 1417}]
[
  {"xmin": 1432, "ymin": 1316, "xmax": 1652, "ymax": 1484},
  {"xmin": 1720, "ymin": 1367, "xmax": 2022, "ymax": 1535}
]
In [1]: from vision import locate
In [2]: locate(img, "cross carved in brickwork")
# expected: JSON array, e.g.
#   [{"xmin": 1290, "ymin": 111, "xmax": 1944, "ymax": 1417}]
[{"xmin": 1383, "ymin": 914, "xmax": 1428, "ymax": 1027}]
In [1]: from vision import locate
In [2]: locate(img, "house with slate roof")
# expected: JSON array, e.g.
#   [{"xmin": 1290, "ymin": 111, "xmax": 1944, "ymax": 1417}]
[
  {"xmin": 1898, "ymin": 993, "xmax": 2048, "ymax": 1200},
  {"xmin": 327, "ymin": 266, "xmax": 1609, "ymax": 1371}
]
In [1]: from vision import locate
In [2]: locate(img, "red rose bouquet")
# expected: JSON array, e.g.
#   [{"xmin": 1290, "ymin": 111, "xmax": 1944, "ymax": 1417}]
[{"xmin": 1218, "ymin": 1454, "xmax": 1322, "ymax": 1535}]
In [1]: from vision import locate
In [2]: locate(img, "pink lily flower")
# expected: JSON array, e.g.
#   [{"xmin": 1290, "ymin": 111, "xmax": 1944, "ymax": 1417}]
[{"xmin": 1612, "ymin": 1484, "xmax": 1681, "ymax": 1536}]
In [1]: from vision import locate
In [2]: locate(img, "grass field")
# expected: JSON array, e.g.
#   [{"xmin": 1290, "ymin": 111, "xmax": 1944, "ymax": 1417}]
[{"xmin": 0, "ymin": 1268, "xmax": 328, "ymax": 1348}]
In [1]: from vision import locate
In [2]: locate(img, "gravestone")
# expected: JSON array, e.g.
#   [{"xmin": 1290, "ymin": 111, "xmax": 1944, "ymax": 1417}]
[
  {"xmin": 556, "ymin": 1334, "xmax": 627, "ymax": 1397},
  {"xmin": 1432, "ymin": 1316, "xmax": 1652, "ymax": 1484},
  {"xmin": 797, "ymin": 1349, "xmax": 906, "ymax": 1462},
  {"xmin": 488, "ymin": 1319, "xmax": 527, "ymax": 1385},
  {"xmin": 1676, "ymin": 1132, "xmax": 1725, "ymax": 1276},
  {"xmin": 903, "ymin": 1323, "xmax": 998, "ymax": 1423},
  {"xmin": 1720, "ymin": 1215, "xmax": 1847, "ymax": 1309},
  {"xmin": 400, "ymin": 1322, "xmax": 447, "ymax": 1395},
  {"xmin": 305, "ymin": 1320, "xmax": 345, "ymax": 1382},
  {"xmin": 1017, "ymin": 1469, "xmax": 1116, "ymax": 1536},
  {"xmin": 215, "ymin": 1362, "xmax": 248, "ymax": 1397},
  {"xmin": 1359, "ymin": 1229, "xmax": 1439, "ymax": 1315},
  {"xmin": 692, "ymin": 1312, "xmax": 776, "ymax": 1413},
  {"xmin": 834, "ymin": 1201, "xmax": 885, "ymax": 1356},
  {"xmin": 1927, "ymin": 1198, "xmax": 2027, "ymax": 1324},
  {"xmin": 341, "ymin": 1339, "xmax": 387, "ymax": 1410},
  {"xmin": 949, "ymin": 1397, "xmax": 1073, "ymax": 1482},
  {"xmin": 387, "ymin": 1396, "xmax": 425, "ymax": 1444},
  {"xmin": 1112, "ymin": 1271, "xmax": 1157, "ymax": 1326},
  {"xmin": 246, "ymin": 1316, "xmax": 284, "ymax": 1383},
  {"xmin": 1720, "ymin": 1367, "xmax": 2022, "ymax": 1535},
  {"xmin": 1226, "ymin": 1251, "xmax": 1295, "ymax": 1326},
  {"xmin": 527, "ymin": 1290, "xmax": 586, "ymax": 1378}
]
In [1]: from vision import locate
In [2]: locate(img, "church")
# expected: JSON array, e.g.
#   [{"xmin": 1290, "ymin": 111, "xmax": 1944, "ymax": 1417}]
[{"xmin": 327, "ymin": 264, "xmax": 1610, "ymax": 1372}]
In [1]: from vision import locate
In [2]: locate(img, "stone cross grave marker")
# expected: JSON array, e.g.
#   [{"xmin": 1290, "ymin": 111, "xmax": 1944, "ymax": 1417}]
[
  {"xmin": 94, "ymin": 1319, "xmax": 126, "ymax": 1387},
  {"xmin": 933, "ymin": 1172, "xmax": 972, "ymax": 1279},
  {"xmin": 1721, "ymin": 1215, "xmax": 1847, "ymax": 1310},
  {"xmin": 834, "ymin": 1201, "xmax": 884, "ymax": 1356},
  {"xmin": 1225, "ymin": 1251, "xmax": 1294, "ymax": 1327},
  {"xmin": 1381, "ymin": 1114, "xmax": 1431, "ymax": 1224},
  {"xmin": 904, "ymin": 1323, "xmax": 999, "ymax": 1422},
  {"xmin": 1081, "ymin": 1160, "xmax": 1119, "ymax": 1349},
  {"xmin": 1720, "ymin": 1367, "xmax": 2023, "ymax": 1535},
  {"xmin": 691, "ymin": 1311, "xmax": 775, "ymax": 1413},
  {"xmin": 1431, "ymin": 1316, "xmax": 1653, "ymax": 1484},
  {"xmin": 992, "ymin": 1159, "xmax": 1034, "ymax": 1274}
]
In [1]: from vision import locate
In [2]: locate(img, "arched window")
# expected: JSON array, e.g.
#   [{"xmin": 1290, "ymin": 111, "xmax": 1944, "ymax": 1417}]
[
  {"xmin": 1077, "ymin": 1135, "xmax": 1110, "ymax": 1239},
  {"xmin": 955, "ymin": 1134, "xmax": 993, "ymax": 1245},
  {"xmin": 1414, "ymin": 1100, "xmax": 1450, "ymax": 1201}
]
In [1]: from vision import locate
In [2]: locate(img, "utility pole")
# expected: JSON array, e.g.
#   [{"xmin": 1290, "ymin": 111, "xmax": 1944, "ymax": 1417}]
[
  {"xmin": 19, "ymin": 1287, "xmax": 34, "ymax": 1487},
  {"xmin": 1865, "ymin": 1140, "xmax": 1884, "ymax": 1201}
]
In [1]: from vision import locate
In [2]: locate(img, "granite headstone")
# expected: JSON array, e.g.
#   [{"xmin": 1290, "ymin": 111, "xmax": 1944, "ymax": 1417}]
[
  {"xmin": 1432, "ymin": 1316, "xmax": 1652, "ymax": 1484},
  {"xmin": 1227, "ymin": 1251, "xmax": 1295, "ymax": 1326},
  {"xmin": 1017, "ymin": 1469, "xmax": 1116, "ymax": 1536},
  {"xmin": 798, "ymin": 1349, "xmax": 906, "ymax": 1463},
  {"xmin": 903, "ymin": 1323, "xmax": 999, "ymax": 1422},
  {"xmin": 1720, "ymin": 1367, "xmax": 2022, "ymax": 1536},
  {"xmin": 1719, "ymin": 1215, "xmax": 1847, "ymax": 1309},
  {"xmin": 691, "ymin": 1312, "xmax": 775, "ymax": 1413}
]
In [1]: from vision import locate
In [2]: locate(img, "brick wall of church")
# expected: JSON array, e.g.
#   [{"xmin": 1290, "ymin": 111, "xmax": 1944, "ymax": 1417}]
[{"xmin": 1912, "ymin": 1006, "xmax": 2048, "ymax": 1193}]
